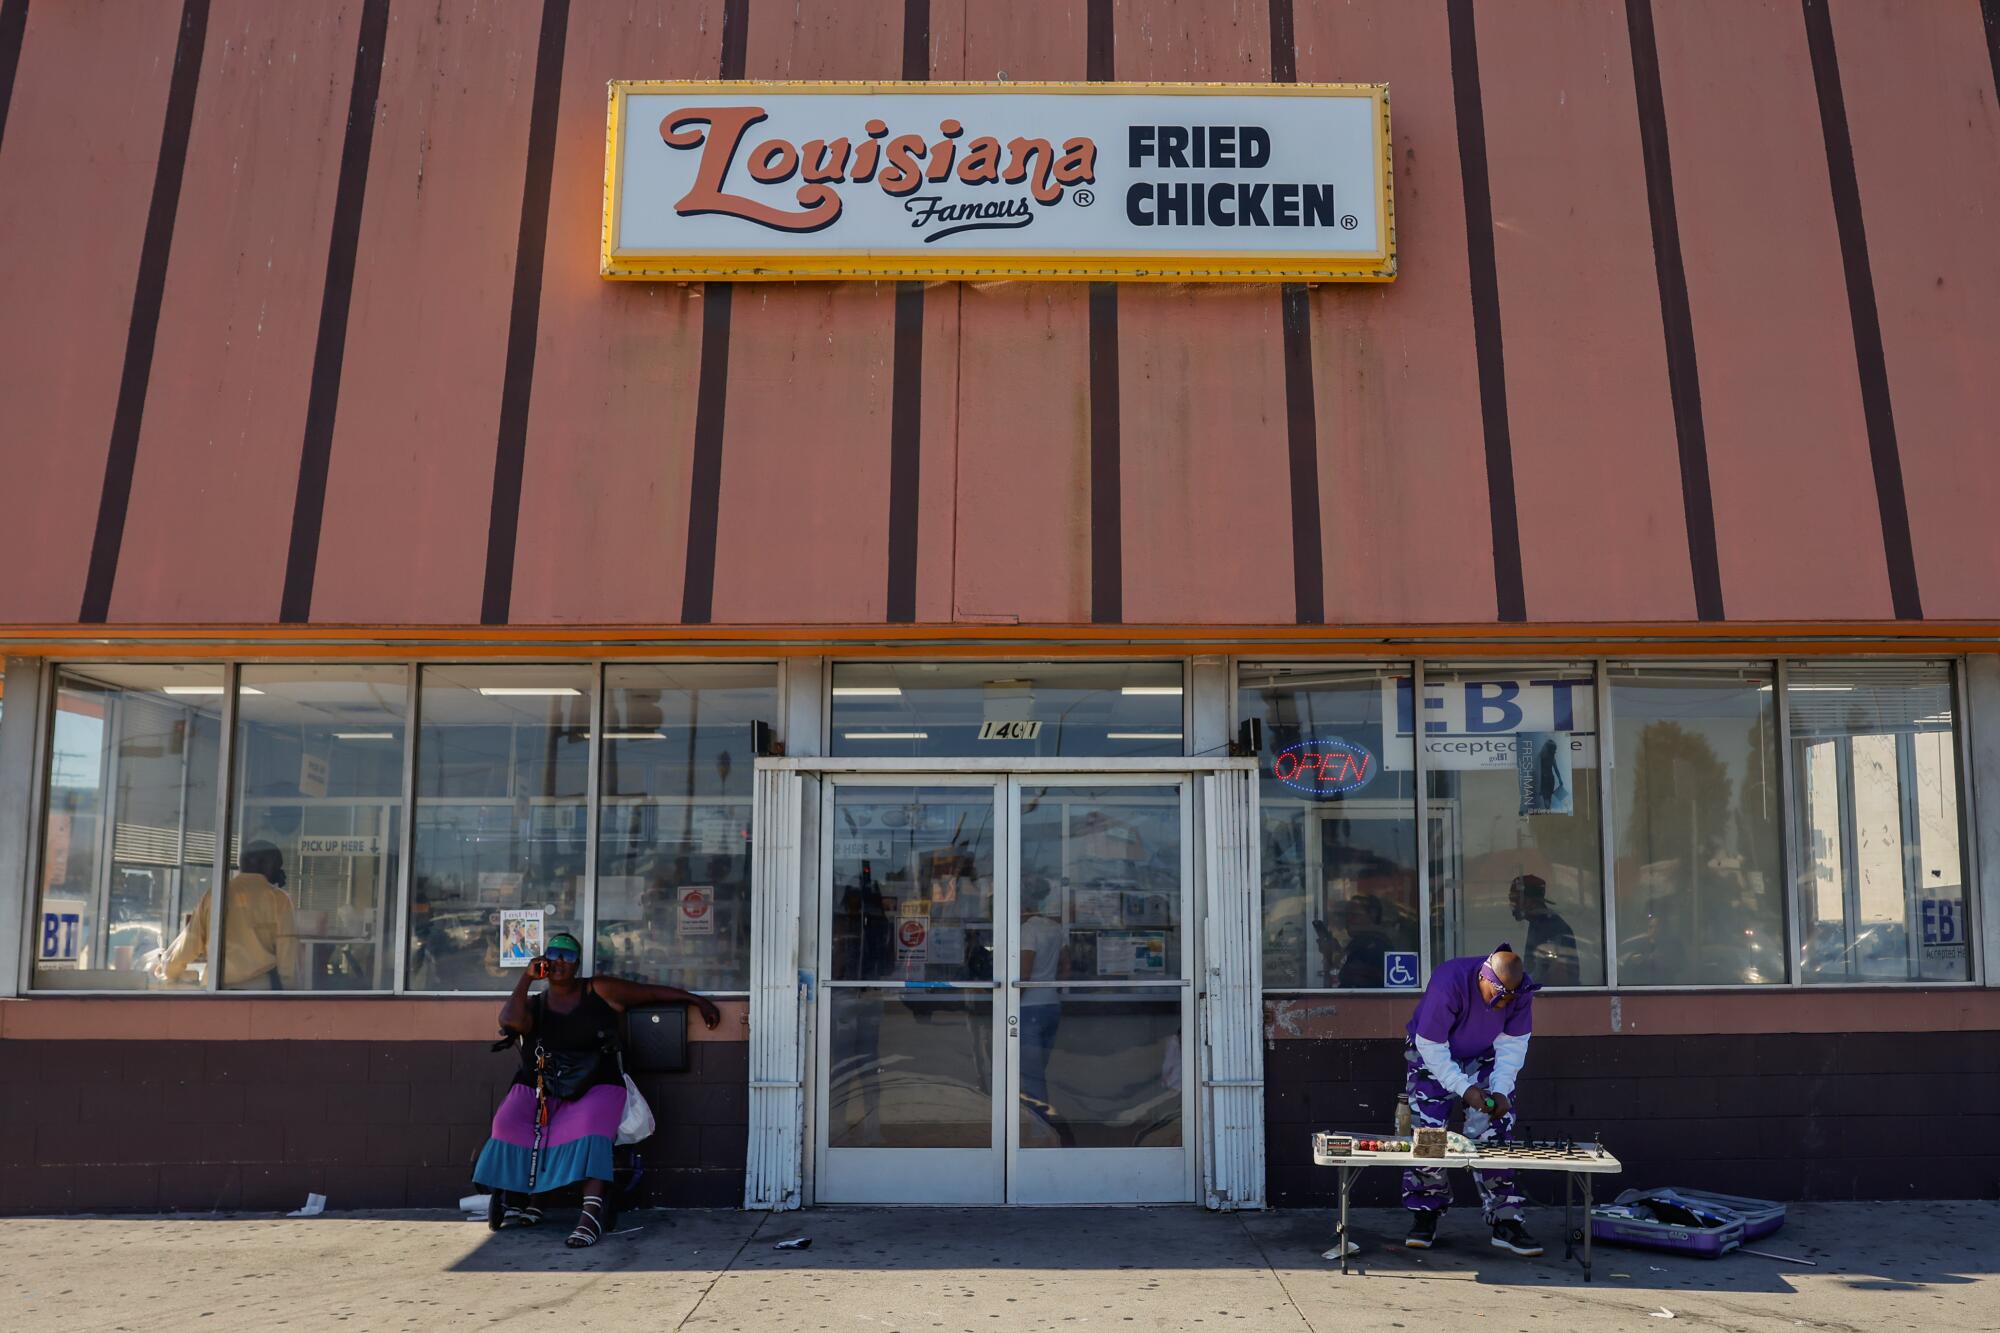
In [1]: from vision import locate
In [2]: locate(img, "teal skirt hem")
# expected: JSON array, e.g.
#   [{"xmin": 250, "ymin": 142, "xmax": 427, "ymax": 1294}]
[{"xmin": 471, "ymin": 1135, "xmax": 615, "ymax": 1195}]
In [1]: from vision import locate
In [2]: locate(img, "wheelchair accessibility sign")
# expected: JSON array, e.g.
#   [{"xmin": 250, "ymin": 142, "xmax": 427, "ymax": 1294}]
[{"xmin": 1384, "ymin": 952, "xmax": 1419, "ymax": 988}]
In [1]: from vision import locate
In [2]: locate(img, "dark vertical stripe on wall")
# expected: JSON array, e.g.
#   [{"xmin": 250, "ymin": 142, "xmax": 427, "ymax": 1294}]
[
  {"xmin": 1086, "ymin": 0, "xmax": 1121, "ymax": 623},
  {"xmin": 1801, "ymin": 0, "xmax": 1922, "ymax": 620},
  {"xmin": 280, "ymin": 0, "xmax": 391, "ymax": 624},
  {"xmin": 0, "ymin": 0, "xmax": 29, "ymax": 154},
  {"xmin": 884, "ymin": 284, "xmax": 926, "ymax": 622},
  {"xmin": 1444, "ymin": 0, "xmax": 1526, "ymax": 624},
  {"xmin": 1986, "ymin": 1, "xmax": 2000, "ymax": 116},
  {"xmin": 1625, "ymin": 0, "xmax": 1724, "ymax": 621},
  {"xmin": 479, "ymin": 0, "xmax": 568, "ymax": 626},
  {"xmin": 79, "ymin": 0, "xmax": 210, "ymax": 624},
  {"xmin": 678, "ymin": 0, "xmax": 750, "ymax": 625},
  {"xmin": 1268, "ymin": 0, "xmax": 1325, "ymax": 625},
  {"xmin": 884, "ymin": 0, "xmax": 929, "ymax": 623}
]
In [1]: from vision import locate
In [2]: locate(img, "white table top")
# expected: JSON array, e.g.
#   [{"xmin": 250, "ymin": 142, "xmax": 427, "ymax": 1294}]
[{"xmin": 1312, "ymin": 1136, "xmax": 1623, "ymax": 1173}]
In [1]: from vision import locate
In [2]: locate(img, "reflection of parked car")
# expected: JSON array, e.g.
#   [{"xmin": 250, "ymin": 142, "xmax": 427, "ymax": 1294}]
[
  {"xmin": 109, "ymin": 921, "xmax": 165, "ymax": 971},
  {"xmin": 1805, "ymin": 920, "xmax": 1909, "ymax": 980},
  {"xmin": 1617, "ymin": 910, "xmax": 1783, "ymax": 985}
]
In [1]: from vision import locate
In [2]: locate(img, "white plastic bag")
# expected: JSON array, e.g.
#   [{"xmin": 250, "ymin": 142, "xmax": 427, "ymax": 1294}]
[{"xmin": 615, "ymin": 1074, "xmax": 655, "ymax": 1145}]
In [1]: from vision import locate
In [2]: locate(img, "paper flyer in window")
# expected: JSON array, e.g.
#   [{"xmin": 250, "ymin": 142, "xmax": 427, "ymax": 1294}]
[
  {"xmin": 677, "ymin": 885, "xmax": 715, "ymax": 936},
  {"xmin": 499, "ymin": 909, "xmax": 544, "ymax": 966},
  {"xmin": 1097, "ymin": 930, "xmax": 1166, "ymax": 976},
  {"xmin": 1515, "ymin": 732, "xmax": 1574, "ymax": 816},
  {"xmin": 896, "ymin": 900, "xmax": 929, "ymax": 963},
  {"xmin": 1071, "ymin": 887, "xmax": 1125, "ymax": 928}
]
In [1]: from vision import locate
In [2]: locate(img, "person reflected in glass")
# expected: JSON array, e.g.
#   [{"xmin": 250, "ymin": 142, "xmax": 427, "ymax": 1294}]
[
  {"xmin": 1016, "ymin": 874, "xmax": 1070, "ymax": 1136},
  {"xmin": 1508, "ymin": 874, "xmax": 1579, "ymax": 987},
  {"xmin": 1333, "ymin": 894, "xmax": 1393, "ymax": 989},
  {"xmin": 475, "ymin": 932, "xmax": 721, "ymax": 1248},
  {"xmin": 159, "ymin": 841, "xmax": 299, "ymax": 989}
]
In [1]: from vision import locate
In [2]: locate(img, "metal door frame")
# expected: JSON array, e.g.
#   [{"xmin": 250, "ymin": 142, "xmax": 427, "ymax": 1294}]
[{"xmin": 1005, "ymin": 773, "xmax": 1197, "ymax": 1205}]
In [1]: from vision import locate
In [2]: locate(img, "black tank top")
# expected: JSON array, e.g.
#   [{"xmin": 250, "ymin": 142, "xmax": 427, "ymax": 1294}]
[{"xmin": 515, "ymin": 979, "xmax": 622, "ymax": 1090}]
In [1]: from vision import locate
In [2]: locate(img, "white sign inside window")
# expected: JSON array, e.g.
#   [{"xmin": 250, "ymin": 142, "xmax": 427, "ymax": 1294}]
[
  {"xmin": 978, "ymin": 720, "xmax": 1043, "ymax": 741},
  {"xmin": 1382, "ymin": 676, "xmax": 1599, "ymax": 771},
  {"xmin": 604, "ymin": 82, "xmax": 1393, "ymax": 282}
]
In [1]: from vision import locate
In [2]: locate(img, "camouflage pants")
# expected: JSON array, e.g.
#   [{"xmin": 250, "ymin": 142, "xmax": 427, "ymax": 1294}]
[{"xmin": 1400, "ymin": 1037, "xmax": 1525, "ymax": 1222}]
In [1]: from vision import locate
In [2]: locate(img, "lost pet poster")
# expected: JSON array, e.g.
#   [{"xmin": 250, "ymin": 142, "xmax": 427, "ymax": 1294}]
[{"xmin": 499, "ymin": 909, "xmax": 544, "ymax": 967}]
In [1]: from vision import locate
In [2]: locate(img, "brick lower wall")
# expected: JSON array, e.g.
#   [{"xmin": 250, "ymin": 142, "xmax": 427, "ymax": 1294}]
[
  {"xmin": 0, "ymin": 1039, "xmax": 747, "ymax": 1214},
  {"xmin": 1266, "ymin": 1031, "xmax": 2000, "ymax": 1206}
]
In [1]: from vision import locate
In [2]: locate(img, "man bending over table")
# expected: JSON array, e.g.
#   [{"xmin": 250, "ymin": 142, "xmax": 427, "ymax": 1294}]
[{"xmin": 1402, "ymin": 946, "xmax": 1543, "ymax": 1257}]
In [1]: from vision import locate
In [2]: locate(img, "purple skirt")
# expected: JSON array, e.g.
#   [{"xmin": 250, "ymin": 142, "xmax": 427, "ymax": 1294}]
[{"xmin": 471, "ymin": 1082, "xmax": 623, "ymax": 1195}]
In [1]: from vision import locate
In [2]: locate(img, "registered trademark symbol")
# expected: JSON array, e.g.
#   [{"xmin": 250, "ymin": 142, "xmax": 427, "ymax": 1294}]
[
  {"xmin": 1073, "ymin": 189, "xmax": 1096, "ymax": 207},
  {"xmin": 1340, "ymin": 214, "xmax": 1359, "ymax": 230}
]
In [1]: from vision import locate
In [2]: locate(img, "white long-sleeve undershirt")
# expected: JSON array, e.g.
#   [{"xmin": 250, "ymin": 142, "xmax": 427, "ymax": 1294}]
[
  {"xmin": 1412, "ymin": 1035, "xmax": 1473, "ymax": 1096},
  {"xmin": 1413, "ymin": 1031, "xmax": 1532, "ymax": 1099},
  {"xmin": 1489, "ymin": 1032, "xmax": 1531, "ymax": 1096}
]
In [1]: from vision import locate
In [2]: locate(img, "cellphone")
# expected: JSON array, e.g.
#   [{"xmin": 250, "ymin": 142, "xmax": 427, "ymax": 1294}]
[{"xmin": 528, "ymin": 958, "xmax": 548, "ymax": 980}]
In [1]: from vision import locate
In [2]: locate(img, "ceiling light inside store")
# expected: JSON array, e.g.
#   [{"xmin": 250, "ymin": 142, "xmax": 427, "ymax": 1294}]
[
  {"xmin": 832, "ymin": 687, "xmax": 903, "ymax": 697},
  {"xmin": 1788, "ymin": 685, "xmax": 1856, "ymax": 692},
  {"xmin": 843, "ymin": 731, "xmax": 929, "ymax": 741},
  {"xmin": 163, "ymin": 686, "xmax": 262, "ymax": 696},
  {"xmin": 333, "ymin": 732, "xmax": 396, "ymax": 741},
  {"xmin": 477, "ymin": 687, "xmax": 582, "ymax": 697},
  {"xmin": 1121, "ymin": 686, "xmax": 1183, "ymax": 696},
  {"xmin": 1107, "ymin": 732, "xmax": 1183, "ymax": 740},
  {"xmin": 606, "ymin": 731, "xmax": 668, "ymax": 740}
]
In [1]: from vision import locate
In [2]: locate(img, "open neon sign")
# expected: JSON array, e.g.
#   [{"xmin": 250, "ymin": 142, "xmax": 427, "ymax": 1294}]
[{"xmin": 1272, "ymin": 737, "xmax": 1376, "ymax": 797}]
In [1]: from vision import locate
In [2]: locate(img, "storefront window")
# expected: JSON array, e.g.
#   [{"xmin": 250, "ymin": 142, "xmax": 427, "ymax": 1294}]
[
  {"xmin": 223, "ymin": 667, "xmax": 407, "ymax": 991},
  {"xmin": 829, "ymin": 662, "xmax": 1184, "ymax": 757},
  {"xmin": 1239, "ymin": 664, "xmax": 1421, "ymax": 990},
  {"xmin": 407, "ymin": 666, "xmax": 592, "ymax": 992},
  {"xmin": 595, "ymin": 665, "xmax": 775, "ymax": 991},
  {"xmin": 1608, "ymin": 664, "xmax": 1785, "ymax": 985},
  {"xmin": 1790, "ymin": 661, "xmax": 1969, "ymax": 983},
  {"xmin": 1422, "ymin": 664, "xmax": 1606, "ymax": 986},
  {"xmin": 34, "ymin": 666, "xmax": 224, "ymax": 990}
]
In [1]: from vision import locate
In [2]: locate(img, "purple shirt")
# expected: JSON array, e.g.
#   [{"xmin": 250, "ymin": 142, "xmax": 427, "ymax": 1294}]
[{"xmin": 1406, "ymin": 955, "xmax": 1533, "ymax": 1062}]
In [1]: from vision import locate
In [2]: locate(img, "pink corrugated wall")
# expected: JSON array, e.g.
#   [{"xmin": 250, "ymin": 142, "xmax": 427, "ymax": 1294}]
[{"xmin": 0, "ymin": 0, "xmax": 1995, "ymax": 630}]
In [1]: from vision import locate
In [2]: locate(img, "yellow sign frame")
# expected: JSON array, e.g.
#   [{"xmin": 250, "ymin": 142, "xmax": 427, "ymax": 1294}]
[{"xmin": 601, "ymin": 80, "xmax": 1394, "ymax": 283}]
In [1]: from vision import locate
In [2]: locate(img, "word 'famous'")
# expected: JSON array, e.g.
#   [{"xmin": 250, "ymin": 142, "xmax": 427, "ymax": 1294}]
[{"xmin": 660, "ymin": 107, "xmax": 1098, "ymax": 232}]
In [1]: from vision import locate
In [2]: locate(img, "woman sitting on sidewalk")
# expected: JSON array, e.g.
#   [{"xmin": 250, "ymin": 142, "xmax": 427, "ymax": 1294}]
[{"xmin": 474, "ymin": 933, "xmax": 722, "ymax": 1248}]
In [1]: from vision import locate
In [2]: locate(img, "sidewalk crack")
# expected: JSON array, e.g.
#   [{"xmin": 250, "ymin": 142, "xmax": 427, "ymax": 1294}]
[
  {"xmin": 1238, "ymin": 1214, "xmax": 1320, "ymax": 1333},
  {"xmin": 675, "ymin": 1209, "xmax": 773, "ymax": 1330}
]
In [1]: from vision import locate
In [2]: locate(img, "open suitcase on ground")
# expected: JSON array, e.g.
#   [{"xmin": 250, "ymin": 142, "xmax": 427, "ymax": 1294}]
[{"xmin": 1589, "ymin": 1186, "xmax": 1785, "ymax": 1259}]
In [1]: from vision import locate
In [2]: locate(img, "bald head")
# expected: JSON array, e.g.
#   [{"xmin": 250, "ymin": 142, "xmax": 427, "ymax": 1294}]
[{"xmin": 1488, "ymin": 950, "xmax": 1525, "ymax": 988}]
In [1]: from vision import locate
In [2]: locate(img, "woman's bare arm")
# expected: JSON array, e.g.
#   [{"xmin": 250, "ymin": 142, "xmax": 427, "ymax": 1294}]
[
  {"xmin": 591, "ymin": 975, "xmax": 724, "ymax": 1028},
  {"xmin": 498, "ymin": 964, "xmax": 538, "ymax": 1035}
]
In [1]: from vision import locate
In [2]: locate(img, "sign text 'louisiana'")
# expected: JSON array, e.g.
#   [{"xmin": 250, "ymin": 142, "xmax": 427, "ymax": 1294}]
[{"xmin": 602, "ymin": 82, "xmax": 1393, "ymax": 282}]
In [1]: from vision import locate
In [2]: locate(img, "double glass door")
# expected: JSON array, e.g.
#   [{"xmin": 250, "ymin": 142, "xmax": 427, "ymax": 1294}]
[{"xmin": 816, "ymin": 776, "xmax": 1194, "ymax": 1204}]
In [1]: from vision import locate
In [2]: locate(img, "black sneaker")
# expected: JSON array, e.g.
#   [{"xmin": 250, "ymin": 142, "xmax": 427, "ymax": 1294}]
[
  {"xmin": 1490, "ymin": 1219, "xmax": 1544, "ymax": 1256},
  {"xmin": 1404, "ymin": 1210, "xmax": 1441, "ymax": 1249}
]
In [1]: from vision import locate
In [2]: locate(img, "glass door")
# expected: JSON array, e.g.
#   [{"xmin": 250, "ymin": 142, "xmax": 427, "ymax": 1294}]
[
  {"xmin": 812, "ymin": 774, "xmax": 1197, "ymax": 1205},
  {"xmin": 816, "ymin": 779, "xmax": 1007, "ymax": 1203},
  {"xmin": 1008, "ymin": 780, "xmax": 1194, "ymax": 1204}
]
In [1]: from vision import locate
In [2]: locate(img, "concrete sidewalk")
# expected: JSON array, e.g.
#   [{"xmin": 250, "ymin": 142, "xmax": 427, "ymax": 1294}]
[{"xmin": 3, "ymin": 1202, "xmax": 1995, "ymax": 1331}]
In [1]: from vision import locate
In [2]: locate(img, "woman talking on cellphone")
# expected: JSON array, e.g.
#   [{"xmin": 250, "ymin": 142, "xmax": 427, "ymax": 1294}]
[{"xmin": 472, "ymin": 932, "xmax": 723, "ymax": 1248}]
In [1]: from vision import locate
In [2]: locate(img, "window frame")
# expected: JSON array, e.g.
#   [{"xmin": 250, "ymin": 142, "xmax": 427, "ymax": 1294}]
[
  {"xmin": 21, "ymin": 657, "xmax": 785, "ymax": 998},
  {"xmin": 1242, "ymin": 655, "xmax": 1986, "ymax": 996}
]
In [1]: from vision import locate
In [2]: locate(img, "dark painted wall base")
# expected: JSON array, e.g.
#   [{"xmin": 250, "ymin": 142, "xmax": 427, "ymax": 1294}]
[
  {"xmin": 1265, "ymin": 1031, "xmax": 2000, "ymax": 1207},
  {"xmin": 0, "ymin": 1039, "xmax": 747, "ymax": 1214}
]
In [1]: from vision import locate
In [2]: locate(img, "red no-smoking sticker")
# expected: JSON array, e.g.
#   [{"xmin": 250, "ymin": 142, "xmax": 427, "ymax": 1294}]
[{"xmin": 677, "ymin": 886, "xmax": 714, "ymax": 936}]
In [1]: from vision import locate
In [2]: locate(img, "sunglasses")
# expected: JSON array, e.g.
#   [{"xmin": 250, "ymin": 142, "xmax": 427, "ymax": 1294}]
[
  {"xmin": 1478, "ymin": 964, "xmax": 1522, "ymax": 1006},
  {"xmin": 545, "ymin": 947, "xmax": 581, "ymax": 963}
]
